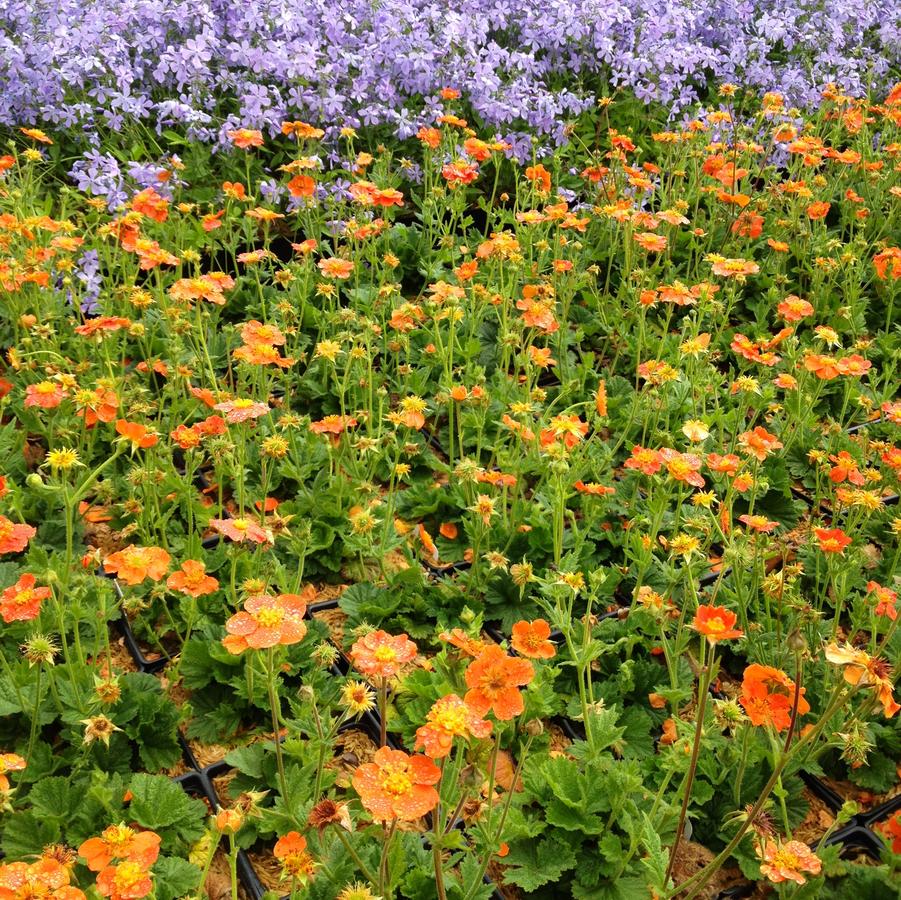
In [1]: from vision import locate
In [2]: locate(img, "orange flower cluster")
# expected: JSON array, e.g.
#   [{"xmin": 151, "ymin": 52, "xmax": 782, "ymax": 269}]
[{"xmin": 739, "ymin": 664, "xmax": 810, "ymax": 731}]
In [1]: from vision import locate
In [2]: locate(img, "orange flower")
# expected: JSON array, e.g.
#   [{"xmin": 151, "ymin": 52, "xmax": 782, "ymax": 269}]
[
  {"xmin": 710, "ymin": 257, "xmax": 759, "ymax": 278},
  {"xmin": 130, "ymin": 188, "xmax": 169, "ymax": 223},
  {"xmin": 350, "ymin": 630, "xmax": 417, "ymax": 678},
  {"xmin": 879, "ymin": 811, "xmax": 901, "ymax": 853},
  {"xmin": 758, "ymin": 839, "xmax": 822, "ymax": 885},
  {"xmin": 286, "ymin": 174, "xmax": 316, "ymax": 198},
  {"xmin": 95, "ymin": 861, "xmax": 153, "ymax": 900},
  {"xmin": 824, "ymin": 643, "xmax": 899, "ymax": 718},
  {"xmin": 75, "ymin": 388, "xmax": 119, "ymax": 427},
  {"xmin": 634, "ymin": 231, "xmax": 667, "ymax": 252},
  {"xmin": 0, "ymin": 859, "xmax": 85, "ymax": 900},
  {"xmin": 539, "ymin": 414, "xmax": 588, "ymax": 451},
  {"xmin": 414, "ymin": 694, "xmax": 492, "ymax": 758},
  {"xmin": 0, "ymin": 573, "xmax": 50, "ymax": 623},
  {"xmin": 510, "ymin": 619, "xmax": 556, "ymax": 659},
  {"xmin": 738, "ymin": 426, "xmax": 783, "ymax": 461},
  {"xmin": 806, "ymin": 201, "xmax": 830, "ymax": 221},
  {"xmin": 777, "ymin": 295, "xmax": 814, "ymax": 322},
  {"xmin": 692, "ymin": 605, "xmax": 743, "ymax": 643},
  {"xmin": 214, "ymin": 398, "xmax": 270, "ymax": 423},
  {"xmin": 25, "ymin": 380, "xmax": 67, "ymax": 409},
  {"xmin": 309, "ymin": 414, "xmax": 358, "ymax": 435},
  {"xmin": 524, "ymin": 164, "xmax": 551, "ymax": 193},
  {"xmin": 352, "ymin": 747, "xmax": 440, "ymax": 822},
  {"xmin": 867, "ymin": 582, "xmax": 898, "ymax": 621},
  {"xmin": 828, "ymin": 451, "xmax": 865, "ymax": 486},
  {"xmin": 103, "ymin": 546, "xmax": 171, "ymax": 586},
  {"xmin": 166, "ymin": 560, "xmax": 219, "ymax": 598},
  {"xmin": 813, "ymin": 527, "xmax": 852, "ymax": 554},
  {"xmin": 79, "ymin": 826, "xmax": 161, "ymax": 872},
  {"xmin": 624, "ymin": 445, "xmax": 663, "ymax": 476},
  {"xmin": 574, "ymin": 481, "xmax": 614, "ymax": 496},
  {"xmin": 873, "ymin": 247, "xmax": 901, "ymax": 280},
  {"xmin": 210, "ymin": 517, "xmax": 272, "ymax": 544},
  {"xmin": 227, "ymin": 129, "xmax": 263, "ymax": 149},
  {"xmin": 738, "ymin": 514, "xmax": 778, "ymax": 533},
  {"xmin": 0, "ymin": 752, "xmax": 26, "ymax": 792},
  {"xmin": 438, "ymin": 628, "xmax": 485, "ymax": 658},
  {"xmin": 317, "ymin": 258, "xmax": 354, "ymax": 279},
  {"xmin": 739, "ymin": 664, "xmax": 809, "ymax": 731},
  {"xmin": 273, "ymin": 832, "xmax": 316, "ymax": 882},
  {"xmin": 115, "ymin": 419, "xmax": 158, "ymax": 451},
  {"xmin": 0, "ymin": 517, "xmax": 36, "ymax": 555},
  {"xmin": 222, "ymin": 593, "xmax": 308, "ymax": 654},
  {"xmin": 464, "ymin": 644, "xmax": 534, "ymax": 720}
]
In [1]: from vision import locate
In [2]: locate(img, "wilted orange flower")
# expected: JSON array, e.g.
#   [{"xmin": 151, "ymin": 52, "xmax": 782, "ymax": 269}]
[
  {"xmin": 511, "ymin": 619, "xmax": 556, "ymax": 659},
  {"xmin": 464, "ymin": 644, "xmax": 534, "ymax": 720},
  {"xmin": 166, "ymin": 560, "xmax": 219, "ymax": 598},
  {"xmin": 757, "ymin": 838, "xmax": 822, "ymax": 885},
  {"xmin": 824, "ymin": 643, "xmax": 899, "ymax": 718},
  {"xmin": 738, "ymin": 426, "xmax": 783, "ymax": 461},
  {"xmin": 20, "ymin": 127, "xmax": 53, "ymax": 144},
  {"xmin": 414, "ymin": 694, "xmax": 492, "ymax": 758},
  {"xmin": 813, "ymin": 527, "xmax": 852, "ymax": 554},
  {"xmin": 352, "ymin": 747, "xmax": 440, "ymax": 821},
  {"xmin": 115, "ymin": 419, "xmax": 158, "ymax": 450},
  {"xmin": 223, "ymin": 593, "xmax": 308, "ymax": 653},
  {"xmin": 79, "ymin": 826, "xmax": 161, "ymax": 872},
  {"xmin": 349, "ymin": 630, "xmax": 417, "ymax": 678},
  {"xmin": 739, "ymin": 664, "xmax": 810, "ymax": 731},
  {"xmin": 692, "ymin": 605, "xmax": 743, "ymax": 643},
  {"xmin": 0, "ymin": 573, "xmax": 49, "ymax": 623},
  {"xmin": 95, "ymin": 861, "xmax": 153, "ymax": 900},
  {"xmin": 0, "ymin": 517, "xmax": 36, "ymax": 554},
  {"xmin": 103, "ymin": 546, "xmax": 171, "ymax": 585}
]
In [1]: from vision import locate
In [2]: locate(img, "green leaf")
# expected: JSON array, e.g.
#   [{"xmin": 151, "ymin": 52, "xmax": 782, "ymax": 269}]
[
  {"xmin": 224, "ymin": 744, "xmax": 267, "ymax": 779},
  {"xmin": 27, "ymin": 777, "xmax": 75, "ymax": 822},
  {"xmin": 128, "ymin": 775, "xmax": 206, "ymax": 846},
  {"xmin": 153, "ymin": 857, "xmax": 201, "ymax": 900},
  {"xmin": 2, "ymin": 812, "xmax": 60, "ymax": 860},
  {"xmin": 503, "ymin": 835, "xmax": 577, "ymax": 892}
]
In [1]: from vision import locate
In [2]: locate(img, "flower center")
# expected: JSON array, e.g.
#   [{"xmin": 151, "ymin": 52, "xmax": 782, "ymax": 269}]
[
  {"xmin": 380, "ymin": 769, "xmax": 413, "ymax": 797},
  {"xmin": 256, "ymin": 608, "xmax": 284, "ymax": 628},
  {"xmin": 374, "ymin": 646, "xmax": 397, "ymax": 663}
]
